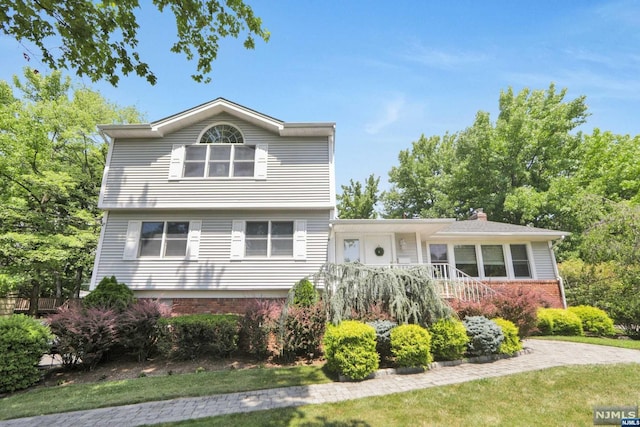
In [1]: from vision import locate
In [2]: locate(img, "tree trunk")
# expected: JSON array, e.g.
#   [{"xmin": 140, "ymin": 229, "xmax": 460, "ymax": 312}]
[
  {"xmin": 28, "ymin": 279, "xmax": 40, "ymax": 316},
  {"xmin": 73, "ymin": 267, "xmax": 83, "ymax": 299},
  {"xmin": 55, "ymin": 271, "xmax": 62, "ymax": 298}
]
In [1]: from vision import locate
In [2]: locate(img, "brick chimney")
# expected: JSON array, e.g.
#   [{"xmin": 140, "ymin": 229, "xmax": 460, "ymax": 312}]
[{"xmin": 469, "ymin": 208, "xmax": 487, "ymax": 221}]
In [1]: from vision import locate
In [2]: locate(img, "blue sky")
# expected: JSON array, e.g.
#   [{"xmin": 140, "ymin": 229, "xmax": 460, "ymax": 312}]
[{"xmin": 1, "ymin": 1, "xmax": 639, "ymax": 190}]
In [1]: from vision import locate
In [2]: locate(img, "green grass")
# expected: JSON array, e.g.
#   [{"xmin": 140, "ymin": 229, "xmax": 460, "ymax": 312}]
[
  {"xmin": 154, "ymin": 364, "xmax": 640, "ymax": 427},
  {"xmin": 0, "ymin": 365, "xmax": 332, "ymax": 420},
  {"xmin": 530, "ymin": 335, "xmax": 640, "ymax": 350}
]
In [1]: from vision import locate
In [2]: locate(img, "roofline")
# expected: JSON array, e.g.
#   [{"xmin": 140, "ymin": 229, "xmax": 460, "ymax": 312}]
[
  {"xmin": 331, "ymin": 219, "xmax": 456, "ymax": 225},
  {"xmin": 98, "ymin": 98, "xmax": 335, "ymax": 139}
]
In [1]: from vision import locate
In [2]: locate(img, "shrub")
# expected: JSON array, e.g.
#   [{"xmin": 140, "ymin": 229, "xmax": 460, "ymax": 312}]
[
  {"xmin": 450, "ymin": 299, "xmax": 497, "ymax": 320},
  {"xmin": 567, "ymin": 305, "xmax": 615, "ymax": 336},
  {"xmin": 490, "ymin": 287, "xmax": 550, "ymax": 337},
  {"xmin": 536, "ymin": 308, "xmax": 583, "ymax": 336},
  {"xmin": 291, "ymin": 278, "xmax": 319, "ymax": 307},
  {"xmin": 49, "ymin": 306, "xmax": 118, "ymax": 370},
  {"xmin": 492, "ymin": 317, "xmax": 522, "ymax": 355},
  {"xmin": 429, "ymin": 318, "xmax": 469, "ymax": 361},
  {"xmin": 117, "ymin": 300, "xmax": 165, "ymax": 361},
  {"xmin": 281, "ymin": 301, "xmax": 326, "ymax": 360},
  {"xmin": 367, "ymin": 320, "xmax": 397, "ymax": 362},
  {"xmin": 390, "ymin": 324, "xmax": 433, "ymax": 368},
  {"xmin": 463, "ymin": 316, "xmax": 504, "ymax": 356},
  {"xmin": 0, "ymin": 315, "xmax": 53, "ymax": 393},
  {"xmin": 157, "ymin": 314, "xmax": 240, "ymax": 360},
  {"xmin": 351, "ymin": 302, "xmax": 395, "ymax": 322},
  {"xmin": 323, "ymin": 320, "xmax": 378, "ymax": 380},
  {"xmin": 83, "ymin": 276, "xmax": 135, "ymax": 312},
  {"xmin": 239, "ymin": 299, "xmax": 282, "ymax": 359}
]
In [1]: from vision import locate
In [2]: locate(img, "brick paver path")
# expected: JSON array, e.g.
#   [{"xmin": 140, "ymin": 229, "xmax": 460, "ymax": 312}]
[{"xmin": 2, "ymin": 340, "xmax": 639, "ymax": 427}]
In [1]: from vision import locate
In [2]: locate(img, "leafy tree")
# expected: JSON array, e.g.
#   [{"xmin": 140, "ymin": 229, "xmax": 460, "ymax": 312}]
[
  {"xmin": 0, "ymin": 69, "xmax": 141, "ymax": 313},
  {"xmin": 337, "ymin": 174, "xmax": 380, "ymax": 219},
  {"xmin": 0, "ymin": 1, "xmax": 269, "ymax": 85}
]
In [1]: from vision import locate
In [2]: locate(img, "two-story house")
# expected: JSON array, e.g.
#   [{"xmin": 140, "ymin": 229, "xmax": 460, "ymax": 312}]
[{"xmin": 91, "ymin": 99, "xmax": 568, "ymax": 314}]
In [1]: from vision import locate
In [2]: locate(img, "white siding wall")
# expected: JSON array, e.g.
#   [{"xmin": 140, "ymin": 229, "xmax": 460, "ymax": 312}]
[
  {"xmin": 93, "ymin": 210, "xmax": 330, "ymax": 293},
  {"xmin": 531, "ymin": 241, "xmax": 556, "ymax": 279},
  {"xmin": 101, "ymin": 113, "xmax": 331, "ymax": 208}
]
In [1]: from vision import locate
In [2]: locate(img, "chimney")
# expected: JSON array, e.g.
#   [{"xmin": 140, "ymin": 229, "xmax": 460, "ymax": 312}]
[{"xmin": 470, "ymin": 208, "xmax": 487, "ymax": 221}]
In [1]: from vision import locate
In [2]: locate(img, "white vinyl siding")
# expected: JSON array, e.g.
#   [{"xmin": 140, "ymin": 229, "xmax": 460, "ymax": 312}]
[
  {"xmin": 95, "ymin": 211, "xmax": 326, "ymax": 291},
  {"xmin": 101, "ymin": 113, "xmax": 331, "ymax": 209}
]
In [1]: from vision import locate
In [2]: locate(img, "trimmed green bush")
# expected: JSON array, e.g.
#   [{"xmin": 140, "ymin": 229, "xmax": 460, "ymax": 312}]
[
  {"xmin": 291, "ymin": 278, "xmax": 319, "ymax": 307},
  {"xmin": 492, "ymin": 317, "xmax": 522, "ymax": 355},
  {"xmin": 158, "ymin": 314, "xmax": 240, "ymax": 360},
  {"xmin": 567, "ymin": 305, "xmax": 615, "ymax": 336},
  {"xmin": 323, "ymin": 320, "xmax": 378, "ymax": 380},
  {"xmin": 0, "ymin": 315, "xmax": 53, "ymax": 393},
  {"xmin": 367, "ymin": 320, "xmax": 397, "ymax": 362},
  {"xmin": 390, "ymin": 324, "xmax": 433, "ymax": 368},
  {"xmin": 84, "ymin": 276, "xmax": 135, "ymax": 312},
  {"xmin": 536, "ymin": 308, "xmax": 584, "ymax": 336},
  {"xmin": 463, "ymin": 316, "xmax": 504, "ymax": 356},
  {"xmin": 429, "ymin": 318, "xmax": 469, "ymax": 361}
]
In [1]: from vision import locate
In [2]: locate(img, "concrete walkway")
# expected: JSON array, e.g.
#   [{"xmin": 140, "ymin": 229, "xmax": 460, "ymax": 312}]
[{"xmin": 2, "ymin": 340, "xmax": 639, "ymax": 427}]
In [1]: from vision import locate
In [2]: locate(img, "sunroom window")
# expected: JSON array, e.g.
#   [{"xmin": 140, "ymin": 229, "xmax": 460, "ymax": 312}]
[
  {"xmin": 183, "ymin": 124, "xmax": 255, "ymax": 178},
  {"xmin": 481, "ymin": 245, "xmax": 507, "ymax": 277},
  {"xmin": 454, "ymin": 245, "xmax": 478, "ymax": 277},
  {"xmin": 510, "ymin": 244, "xmax": 531, "ymax": 278}
]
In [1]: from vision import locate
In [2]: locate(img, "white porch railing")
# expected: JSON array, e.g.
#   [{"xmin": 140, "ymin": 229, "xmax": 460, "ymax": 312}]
[{"xmin": 385, "ymin": 263, "xmax": 497, "ymax": 302}]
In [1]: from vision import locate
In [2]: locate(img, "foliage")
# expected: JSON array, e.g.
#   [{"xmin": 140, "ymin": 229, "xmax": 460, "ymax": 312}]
[
  {"xmin": 317, "ymin": 263, "xmax": 452, "ymax": 326},
  {"xmin": 280, "ymin": 301, "xmax": 326, "ymax": 360},
  {"xmin": 463, "ymin": 316, "xmax": 504, "ymax": 356},
  {"xmin": 390, "ymin": 324, "xmax": 433, "ymax": 368},
  {"xmin": 83, "ymin": 276, "xmax": 135, "ymax": 312},
  {"xmin": 492, "ymin": 318, "xmax": 522, "ymax": 355},
  {"xmin": 323, "ymin": 320, "xmax": 379, "ymax": 380},
  {"xmin": 49, "ymin": 306, "xmax": 118, "ymax": 370},
  {"xmin": 429, "ymin": 318, "xmax": 469, "ymax": 361},
  {"xmin": 536, "ymin": 308, "xmax": 583, "ymax": 336},
  {"xmin": 383, "ymin": 84, "xmax": 588, "ymax": 225},
  {"xmin": 350, "ymin": 302, "xmax": 395, "ymax": 322},
  {"xmin": 117, "ymin": 300, "xmax": 165, "ymax": 361},
  {"xmin": 291, "ymin": 278, "xmax": 319, "ymax": 307},
  {"xmin": 567, "ymin": 305, "xmax": 615, "ymax": 336},
  {"xmin": 157, "ymin": 314, "xmax": 240, "ymax": 360},
  {"xmin": 490, "ymin": 287, "xmax": 550, "ymax": 337},
  {"xmin": 450, "ymin": 299, "xmax": 497, "ymax": 320},
  {"xmin": 239, "ymin": 299, "xmax": 282, "ymax": 359},
  {"xmin": 0, "ymin": 314, "xmax": 52, "ymax": 393},
  {"xmin": 0, "ymin": 70, "xmax": 141, "ymax": 308},
  {"xmin": 337, "ymin": 174, "xmax": 380, "ymax": 219},
  {"xmin": 367, "ymin": 320, "xmax": 397, "ymax": 362},
  {"xmin": 0, "ymin": 1, "xmax": 269, "ymax": 85},
  {"xmin": 559, "ymin": 259, "xmax": 620, "ymax": 310}
]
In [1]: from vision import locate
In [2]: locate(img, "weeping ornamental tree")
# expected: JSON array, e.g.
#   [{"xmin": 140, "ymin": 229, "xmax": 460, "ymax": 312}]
[{"xmin": 316, "ymin": 263, "xmax": 452, "ymax": 326}]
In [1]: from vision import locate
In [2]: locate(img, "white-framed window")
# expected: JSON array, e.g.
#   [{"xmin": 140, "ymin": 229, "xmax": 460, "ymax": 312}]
[
  {"xmin": 168, "ymin": 124, "xmax": 268, "ymax": 180},
  {"xmin": 435, "ymin": 243, "xmax": 533, "ymax": 279},
  {"xmin": 123, "ymin": 220, "xmax": 201, "ymax": 260},
  {"xmin": 343, "ymin": 238, "xmax": 361, "ymax": 263},
  {"xmin": 230, "ymin": 220, "xmax": 307, "ymax": 260}
]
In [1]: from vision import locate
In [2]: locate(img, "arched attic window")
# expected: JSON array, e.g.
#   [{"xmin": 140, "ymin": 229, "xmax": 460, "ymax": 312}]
[{"xmin": 183, "ymin": 124, "xmax": 256, "ymax": 177}]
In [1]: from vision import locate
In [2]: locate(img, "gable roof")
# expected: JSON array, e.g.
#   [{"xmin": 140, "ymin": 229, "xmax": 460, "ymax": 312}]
[
  {"xmin": 435, "ymin": 220, "xmax": 569, "ymax": 239},
  {"xmin": 98, "ymin": 98, "xmax": 335, "ymax": 139}
]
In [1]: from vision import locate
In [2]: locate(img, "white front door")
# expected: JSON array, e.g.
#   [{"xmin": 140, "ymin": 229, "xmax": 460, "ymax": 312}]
[{"xmin": 364, "ymin": 234, "xmax": 393, "ymax": 265}]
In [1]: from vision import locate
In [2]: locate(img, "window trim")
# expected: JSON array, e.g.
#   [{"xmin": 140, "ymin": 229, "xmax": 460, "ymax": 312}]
[
  {"xmin": 230, "ymin": 219, "xmax": 307, "ymax": 260},
  {"xmin": 123, "ymin": 220, "xmax": 201, "ymax": 260},
  {"xmin": 428, "ymin": 242, "xmax": 535, "ymax": 280}
]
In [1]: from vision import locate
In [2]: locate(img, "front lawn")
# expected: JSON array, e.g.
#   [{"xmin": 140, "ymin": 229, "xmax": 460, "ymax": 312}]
[
  {"xmin": 530, "ymin": 335, "xmax": 640, "ymax": 350},
  {"xmin": 0, "ymin": 365, "xmax": 332, "ymax": 420},
  {"xmin": 154, "ymin": 364, "xmax": 640, "ymax": 426}
]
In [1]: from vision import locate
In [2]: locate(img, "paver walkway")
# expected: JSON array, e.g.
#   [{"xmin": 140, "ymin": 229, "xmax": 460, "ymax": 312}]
[{"xmin": 2, "ymin": 340, "xmax": 639, "ymax": 427}]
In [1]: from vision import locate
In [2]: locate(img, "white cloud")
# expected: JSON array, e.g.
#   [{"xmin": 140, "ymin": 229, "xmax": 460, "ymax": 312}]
[
  {"xmin": 401, "ymin": 41, "xmax": 489, "ymax": 69},
  {"xmin": 364, "ymin": 96, "xmax": 406, "ymax": 135}
]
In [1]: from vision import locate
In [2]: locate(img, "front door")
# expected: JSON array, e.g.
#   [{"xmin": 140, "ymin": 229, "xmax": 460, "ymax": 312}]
[{"xmin": 364, "ymin": 234, "xmax": 393, "ymax": 265}]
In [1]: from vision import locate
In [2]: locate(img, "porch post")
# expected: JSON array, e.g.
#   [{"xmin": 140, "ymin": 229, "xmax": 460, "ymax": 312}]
[{"xmin": 415, "ymin": 232, "xmax": 423, "ymax": 264}]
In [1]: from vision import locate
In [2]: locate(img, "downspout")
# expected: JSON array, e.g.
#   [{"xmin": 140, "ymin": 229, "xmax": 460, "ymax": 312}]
[{"xmin": 549, "ymin": 237, "xmax": 567, "ymax": 309}]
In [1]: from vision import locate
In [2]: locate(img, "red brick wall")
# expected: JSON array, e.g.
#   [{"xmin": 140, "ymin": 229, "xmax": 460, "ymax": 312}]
[
  {"xmin": 170, "ymin": 298, "xmax": 284, "ymax": 316},
  {"xmin": 481, "ymin": 279, "xmax": 564, "ymax": 308}
]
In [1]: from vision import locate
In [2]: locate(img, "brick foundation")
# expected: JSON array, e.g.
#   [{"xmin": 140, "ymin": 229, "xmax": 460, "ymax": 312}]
[
  {"xmin": 481, "ymin": 280, "xmax": 565, "ymax": 308},
  {"xmin": 169, "ymin": 297, "xmax": 285, "ymax": 316}
]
